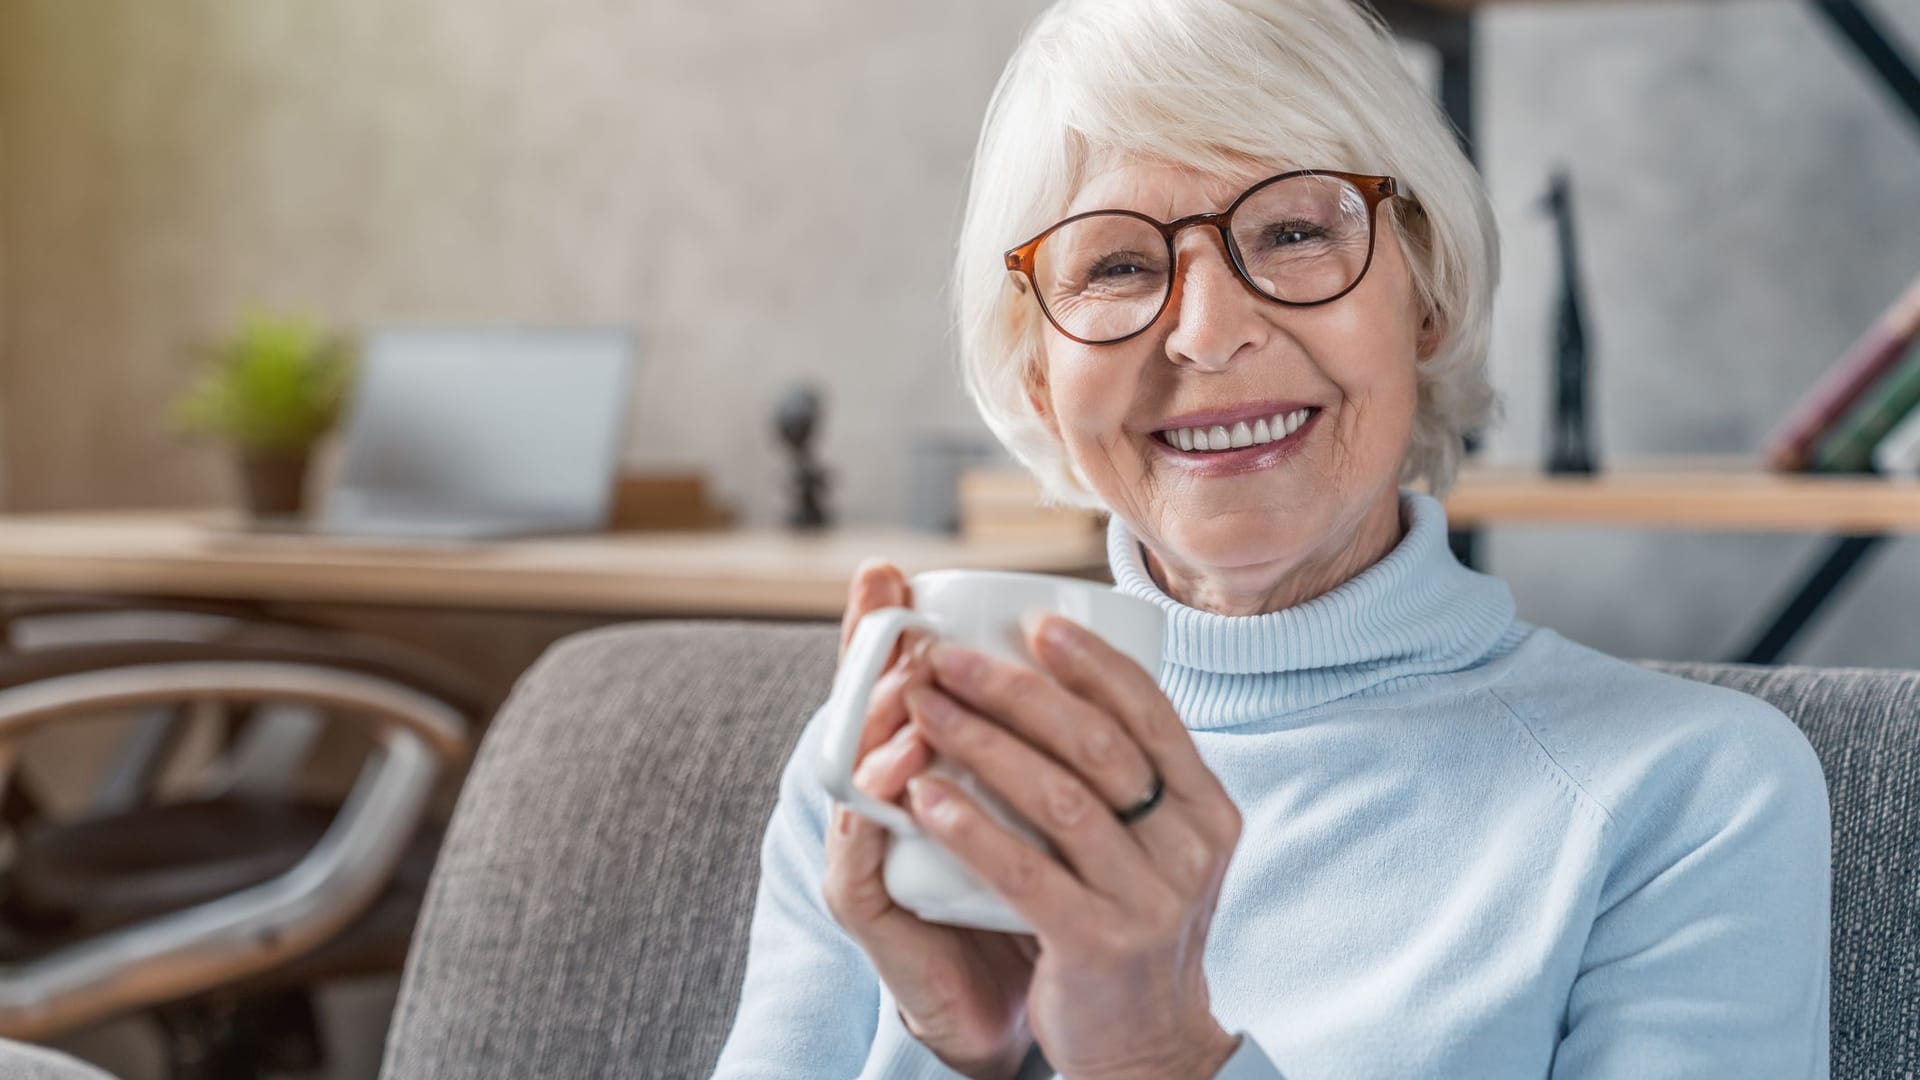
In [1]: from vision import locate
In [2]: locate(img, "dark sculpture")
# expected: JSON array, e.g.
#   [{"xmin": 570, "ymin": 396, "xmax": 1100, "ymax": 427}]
[
  {"xmin": 1542, "ymin": 167, "xmax": 1598, "ymax": 475},
  {"xmin": 775, "ymin": 384, "xmax": 833, "ymax": 530}
]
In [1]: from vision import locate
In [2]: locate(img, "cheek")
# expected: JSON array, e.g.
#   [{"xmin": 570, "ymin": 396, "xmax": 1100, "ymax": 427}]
[
  {"xmin": 1044, "ymin": 349, "xmax": 1139, "ymax": 441},
  {"xmin": 1331, "ymin": 349, "xmax": 1418, "ymax": 449},
  {"xmin": 1320, "ymin": 292, "xmax": 1424, "ymax": 411}
]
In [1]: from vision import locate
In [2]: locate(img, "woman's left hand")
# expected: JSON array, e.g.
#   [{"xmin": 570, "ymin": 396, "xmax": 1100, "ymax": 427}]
[{"xmin": 901, "ymin": 612, "xmax": 1244, "ymax": 1080}]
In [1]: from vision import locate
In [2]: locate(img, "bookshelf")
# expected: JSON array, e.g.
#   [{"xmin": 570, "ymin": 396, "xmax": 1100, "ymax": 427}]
[
  {"xmin": 1443, "ymin": 459, "xmax": 1920, "ymax": 664},
  {"xmin": 1367, "ymin": 0, "xmax": 1920, "ymax": 662}
]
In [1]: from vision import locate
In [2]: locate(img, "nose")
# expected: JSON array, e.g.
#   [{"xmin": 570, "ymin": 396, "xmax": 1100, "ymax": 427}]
[{"xmin": 1160, "ymin": 228, "xmax": 1264, "ymax": 372}]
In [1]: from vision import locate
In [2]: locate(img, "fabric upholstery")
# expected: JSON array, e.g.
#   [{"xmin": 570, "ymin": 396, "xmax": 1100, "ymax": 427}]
[
  {"xmin": 380, "ymin": 622, "xmax": 1917, "ymax": 1079},
  {"xmin": 0, "ymin": 1040, "xmax": 114, "ymax": 1079},
  {"xmin": 1641, "ymin": 659, "xmax": 1919, "ymax": 1078},
  {"xmin": 381, "ymin": 622, "xmax": 836, "ymax": 1080}
]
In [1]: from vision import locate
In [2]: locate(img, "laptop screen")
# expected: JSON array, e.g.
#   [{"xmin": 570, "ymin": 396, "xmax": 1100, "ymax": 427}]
[{"xmin": 327, "ymin": 326, "xmax": 635, "ymax": 524}]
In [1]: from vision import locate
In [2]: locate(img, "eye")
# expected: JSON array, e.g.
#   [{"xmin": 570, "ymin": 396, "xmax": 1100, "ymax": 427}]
[
  {"xmin": 1089, "ymin": 255, "xmax": 1151, "ymax": 279},
  {"xmin": 1264, "ymin": 222, "xmax": 1324, "ymax": 247}
]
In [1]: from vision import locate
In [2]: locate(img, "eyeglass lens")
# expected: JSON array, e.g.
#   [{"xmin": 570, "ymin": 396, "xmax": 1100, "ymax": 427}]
[{"xmin": 1030, "ymin": 173, "xmax": 1376, "ymax": 343}]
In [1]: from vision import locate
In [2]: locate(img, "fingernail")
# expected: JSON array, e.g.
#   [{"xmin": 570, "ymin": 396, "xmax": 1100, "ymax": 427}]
[
  {"xmin": 906, "ymin": 685, "xmax": 957, "ymax": 729},
  {"xmin": 930, "ymin": 643, "xmax": 980, "ymax": 685},
  {"xmin": 905, "ymin": 633, "xmax": 936, "ymax": 664},
  {"xmin": 1021, "ymin": 610, "xmax": 1076, "ymax": 655},
  {"xmin": 854, "ymin": 558, "xmax": 899, "ymax": 595},
  {"xmin": 907, "ymin": 776, "xmax": 948, "ymax": 811}
]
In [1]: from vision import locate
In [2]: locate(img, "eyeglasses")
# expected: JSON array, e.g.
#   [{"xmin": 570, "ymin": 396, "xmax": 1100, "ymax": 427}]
[{"xmin": 1004, "ymin": 169, "xmax": 1418, "ymax": 346}]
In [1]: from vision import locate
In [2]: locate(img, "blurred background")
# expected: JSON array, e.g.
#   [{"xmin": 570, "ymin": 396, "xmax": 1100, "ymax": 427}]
[
  {"xmin": 2, "ymin": 1, "xmax": 1916, "ymax": 661},
  {"xmin": 0, "ymin": 0, "xmax": 1915, "ymax": 1076}
]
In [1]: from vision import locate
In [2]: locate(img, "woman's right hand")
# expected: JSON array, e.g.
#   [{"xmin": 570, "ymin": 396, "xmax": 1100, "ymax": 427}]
[{"xmin": 821, "ymin": 559, "xmax": 1038, "ymax": 1080}]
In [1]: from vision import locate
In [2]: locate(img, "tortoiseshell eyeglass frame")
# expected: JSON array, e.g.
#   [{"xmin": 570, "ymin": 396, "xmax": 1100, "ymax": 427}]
[{"xmin": 1002, "ymin": 169, "xmax": 1423, "ymax": 346}]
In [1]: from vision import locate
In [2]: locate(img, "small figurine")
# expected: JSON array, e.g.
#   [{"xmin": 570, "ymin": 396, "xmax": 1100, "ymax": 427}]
[
  {"xmin": 775, "ymin": 384, "xmax": 833, "ymax": 530},
  {"xmin": 1541, "ymin": 167, "xmax": 1598, "ymax": 475}
]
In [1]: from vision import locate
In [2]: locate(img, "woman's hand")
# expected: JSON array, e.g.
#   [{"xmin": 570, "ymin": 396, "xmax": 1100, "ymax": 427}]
[
  {"xmin": 900, "ymin": 612, "xmax": 1244, "ymax": 1080},
  {"xmin": 820, "ymin": 560, "xmax": 1037, "ymax": 1080}
]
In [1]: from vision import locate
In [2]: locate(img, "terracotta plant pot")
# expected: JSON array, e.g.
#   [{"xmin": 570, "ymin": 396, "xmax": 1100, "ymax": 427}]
[{"xmin": 238, "ymin": 449, "xmax": 311, "ymax": 519}]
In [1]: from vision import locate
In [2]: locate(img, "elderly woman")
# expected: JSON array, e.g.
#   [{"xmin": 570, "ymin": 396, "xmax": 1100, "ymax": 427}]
[{"xmin": 715, "ymin": 0, "xmax": 1830, "ymax": 1076}]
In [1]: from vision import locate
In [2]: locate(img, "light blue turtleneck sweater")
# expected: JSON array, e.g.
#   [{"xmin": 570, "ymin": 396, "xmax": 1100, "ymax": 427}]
[{"xmin": 713, "ymin": 489, "xmax": 1831, "ymax": 1079}]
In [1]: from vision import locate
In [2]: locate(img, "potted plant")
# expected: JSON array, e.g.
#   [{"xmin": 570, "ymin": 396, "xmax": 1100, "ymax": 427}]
[{"xmin": 173, "ymin": 310, "xmax": 356, "ymax": 519}]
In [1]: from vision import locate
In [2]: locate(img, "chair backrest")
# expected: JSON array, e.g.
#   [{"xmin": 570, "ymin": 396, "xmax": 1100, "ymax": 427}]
[{"xmin": 380, "ymin": 622, "xmax": 1919, "ymax": 1078}]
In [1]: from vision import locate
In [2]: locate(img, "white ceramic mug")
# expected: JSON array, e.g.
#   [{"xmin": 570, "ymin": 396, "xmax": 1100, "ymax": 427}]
[{"xmin": 817, "ymin": 569, "xmax": 1165, "ymax": 933}]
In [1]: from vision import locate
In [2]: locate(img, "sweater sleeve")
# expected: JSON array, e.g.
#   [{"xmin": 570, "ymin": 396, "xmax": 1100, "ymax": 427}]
[
  {"xmin": 711, "ymin": 705, "xmax": 884, "ymax": 1077},
  {"xmin": 1210, "ymin": 1034, "xmax": 1287, "ymax": 1079},
  {"xmin": 711, "ymin": 705, "xmax": 973, "ymax": 1079},
  {"xmin": 1551, "ymin": 703, "xmax": 1832, "ymax": 1079},
  {"xmin": 1017, "ymin": 1033, "xmax": 1286, "ymax": 1079}
]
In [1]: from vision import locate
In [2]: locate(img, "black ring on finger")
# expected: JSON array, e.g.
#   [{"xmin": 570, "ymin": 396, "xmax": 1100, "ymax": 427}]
[{"xmin": 1115, "ymin": 772, "xmax": 1166, "ymax": 824}]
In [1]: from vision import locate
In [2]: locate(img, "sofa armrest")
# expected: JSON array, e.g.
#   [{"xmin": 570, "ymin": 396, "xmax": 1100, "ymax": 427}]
[{"xmin": 381, "ymin": 620, "xmax": 839, "ymax": 1080}]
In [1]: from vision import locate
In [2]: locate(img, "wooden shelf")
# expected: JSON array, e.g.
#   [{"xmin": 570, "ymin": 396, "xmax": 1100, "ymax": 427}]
[{"xmin": 1445, "ymin": 458, "xmax": 1920, "ymax": 532}]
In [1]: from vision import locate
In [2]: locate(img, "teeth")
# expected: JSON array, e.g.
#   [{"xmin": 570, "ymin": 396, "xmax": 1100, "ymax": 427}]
[{"xmin": 1159, "ymin": 409, "xmax": 1314, "ymax": 453}]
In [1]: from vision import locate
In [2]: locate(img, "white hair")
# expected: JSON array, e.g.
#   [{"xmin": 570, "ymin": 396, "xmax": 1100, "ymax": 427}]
[{"xmin": 952, "ymin": 0, "xmax": 1503, "ymax": 509}]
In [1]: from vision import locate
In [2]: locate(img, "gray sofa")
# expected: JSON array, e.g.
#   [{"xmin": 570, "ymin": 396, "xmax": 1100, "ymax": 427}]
[
  {"xmin": 11, "ymin": 621, "xmax": 1911, "ymax": 1078},
  {"xmin": 373, "ymin": 622, "xmax": 1915, "ymax": 1079}
]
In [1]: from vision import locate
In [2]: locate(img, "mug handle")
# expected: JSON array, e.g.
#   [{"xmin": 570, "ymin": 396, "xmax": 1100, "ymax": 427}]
[{"xmin": 816, "ymin": 606, "xmax": 942, "ymax": 836}]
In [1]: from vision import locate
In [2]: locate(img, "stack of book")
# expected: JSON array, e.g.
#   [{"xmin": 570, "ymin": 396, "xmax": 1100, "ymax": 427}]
[
  {"xmin": 956, "ymin": 467, "xmax": 1106, "ymax": 543},
  {"xmin": 1763, "ymin": 273, "xmax": 1920, "ymax": 476}
]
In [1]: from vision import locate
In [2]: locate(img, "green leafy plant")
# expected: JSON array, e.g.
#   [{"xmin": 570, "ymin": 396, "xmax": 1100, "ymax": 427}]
[{"xmin": 173, "ymin": 310, "xmax": 356, "ymax": 455}]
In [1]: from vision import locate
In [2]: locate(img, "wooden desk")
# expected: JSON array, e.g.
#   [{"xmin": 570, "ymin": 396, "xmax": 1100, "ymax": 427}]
[
  {"xmin": 1444, "ymin": 459, "xmax": 1920, "ymax": 663},
  {"xmin": 0, "ymin": 512, "xmax": 1109, "ymax": 620}
]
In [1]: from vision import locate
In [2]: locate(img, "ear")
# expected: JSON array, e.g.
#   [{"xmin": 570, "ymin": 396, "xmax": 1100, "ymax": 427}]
[
  {"xmin": 1414, "ymin": 305, "xmax": 1446, "ymax": 363},
  {"xmin": 1022, "ymin": 356, "xmax": 1063, "ymax": 440}
]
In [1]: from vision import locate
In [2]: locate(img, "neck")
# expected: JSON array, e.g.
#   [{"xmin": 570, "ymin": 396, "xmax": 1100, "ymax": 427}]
[
  {"xmin": 1140, "ymin": 487, "xmax": 1407, "ymax": 616},
  {"xmin": 1104, "ymin": 487, "xmax": 1527, "ymax": 728}
]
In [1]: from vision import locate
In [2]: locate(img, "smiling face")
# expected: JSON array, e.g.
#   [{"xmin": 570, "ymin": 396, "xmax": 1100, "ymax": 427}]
[{"xmin": 1022, "ymin": 156, "xmax": 1439, "ymax": 615}]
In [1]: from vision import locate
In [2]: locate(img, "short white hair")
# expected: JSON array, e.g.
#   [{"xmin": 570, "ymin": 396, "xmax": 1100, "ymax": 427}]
[{"xmin": 953, "ymin": 0, "xmax": 1503, "ymax": 509}]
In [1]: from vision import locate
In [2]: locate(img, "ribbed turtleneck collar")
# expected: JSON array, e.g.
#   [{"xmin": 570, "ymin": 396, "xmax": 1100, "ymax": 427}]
[{"xmin": 1107, "ymin": 488, "xmax": 1526, "ymax": 731}]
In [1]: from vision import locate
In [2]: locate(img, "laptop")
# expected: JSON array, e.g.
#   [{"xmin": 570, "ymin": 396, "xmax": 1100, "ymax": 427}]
[{"xmin": 304, "ymin": 326, "xmax": 635, "ymax": 541}]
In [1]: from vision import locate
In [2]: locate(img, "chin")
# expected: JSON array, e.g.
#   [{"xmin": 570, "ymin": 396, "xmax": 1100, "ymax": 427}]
[{"xmin": 1149, "ymin": 504, "xmax": 1310, "ymax": 576}]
